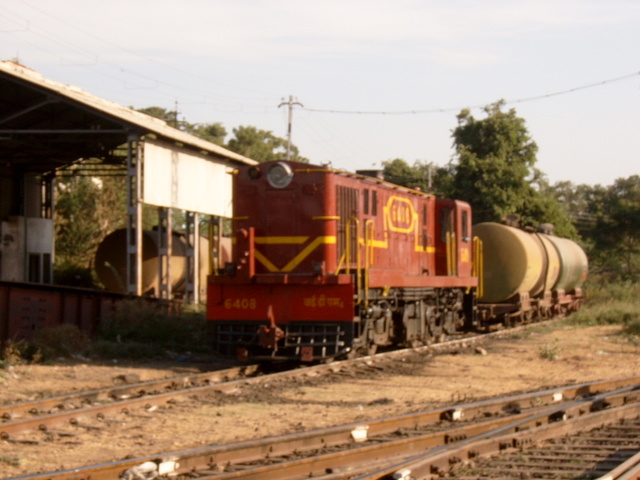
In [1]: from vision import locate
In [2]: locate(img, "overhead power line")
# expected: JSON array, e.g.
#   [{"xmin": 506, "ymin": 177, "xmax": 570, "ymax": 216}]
[{"xmin": 303, "ymin": 70, "xmax": 640, "ymax": 115}]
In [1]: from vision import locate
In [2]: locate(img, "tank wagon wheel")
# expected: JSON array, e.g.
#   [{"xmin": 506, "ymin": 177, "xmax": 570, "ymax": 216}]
[
  {"xmin": 345, "ymin": 341, "xmax": 378, "ymax": 360},
  {"xmin": 504, "ymin": 313, "xmax": 522, "ymax": 328}
]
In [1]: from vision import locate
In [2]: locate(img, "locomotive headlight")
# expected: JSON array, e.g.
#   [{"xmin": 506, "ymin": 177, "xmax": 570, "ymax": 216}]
[{"xmin": 266, "ymin": 162, "xmax": 294, "ymax": 188}]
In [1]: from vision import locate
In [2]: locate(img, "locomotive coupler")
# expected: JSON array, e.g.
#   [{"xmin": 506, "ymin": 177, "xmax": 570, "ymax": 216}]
[{"xmin": 258, "ymin": 305, "xmax": 284, "ymax": 350}]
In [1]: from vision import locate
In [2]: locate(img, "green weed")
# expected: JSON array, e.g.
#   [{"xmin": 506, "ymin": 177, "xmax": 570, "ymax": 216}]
[
  {"xmin": 538, "ymin": 339, "xmax": 561, "ymax": 360},
  {"xmin": 0, "ymin": 455, "xmax": 20, "ymax": 467}
]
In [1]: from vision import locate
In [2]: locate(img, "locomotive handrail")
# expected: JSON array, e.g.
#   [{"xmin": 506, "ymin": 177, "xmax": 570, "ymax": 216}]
[
  {"xmin": 341, "ymin": 216, "xmax": 363, "ymax": 304},
  {"xmin": 446, "ymin": 231, "xmax": 457, "ymax": 276},
  {"xmin": 364, "ymin": 219, "xmax": 375, "ymax": 307},
  {"xmin": 473, "ymin": 236, "xmax": 484, "ymax": 298}
]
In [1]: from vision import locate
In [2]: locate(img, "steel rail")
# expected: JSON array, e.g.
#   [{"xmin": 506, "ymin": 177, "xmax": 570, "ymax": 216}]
[
  {"xmin": 0, "ymin": 324, "xmax": 555, "ymax": 440},
  {"xmin": 188, "ymin": 386, "xmax": 640, "ymax": 480},
  {"xmin": 596, "ymin": 451, "xmax": 640, "ymax": 480},
  {"xmin": 0, "ymin": 364, "xmax": 261, "ymax": 421},
  {"xmin": 6, "ymin": 377, "xmax": 639, "ymax": 480},
  {"xmin": 357, "ymin": 392, "xmax": 640, "ymax": 480}
]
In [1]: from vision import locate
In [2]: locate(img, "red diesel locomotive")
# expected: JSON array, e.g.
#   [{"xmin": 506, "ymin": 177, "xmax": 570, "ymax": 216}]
[{"xmin": 207, "ymin": 160, "xmax": 480, "ymax": 362}]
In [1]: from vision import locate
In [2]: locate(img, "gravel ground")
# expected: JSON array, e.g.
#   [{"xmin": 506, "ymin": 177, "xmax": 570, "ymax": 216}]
[{"xmin": 1, "ymin": 322, "xmax": 638, "ymax": 478}]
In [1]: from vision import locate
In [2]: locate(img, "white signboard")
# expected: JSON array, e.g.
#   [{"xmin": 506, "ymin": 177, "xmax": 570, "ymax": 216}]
[{"xmin": 142, "ymin": 138, "xmax": 233, "ymax": 217}]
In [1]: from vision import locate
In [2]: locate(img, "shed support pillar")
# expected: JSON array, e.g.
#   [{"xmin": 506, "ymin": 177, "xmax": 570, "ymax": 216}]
[
  {"xmin": 126, "ymin": 134, "xmax": 143, "ymax": 296},
  {"xmin": 157, "ymin": 207, "xmax": 172, "ymax": 300},
  {"xmin": 185, "ymin": 211, "xmax": 199, "ymax": 304}
]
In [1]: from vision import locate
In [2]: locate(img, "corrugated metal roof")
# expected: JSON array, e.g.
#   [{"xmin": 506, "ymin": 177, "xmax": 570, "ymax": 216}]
[{"xmin": 0, "ymin": 60, "xmax": 257, "ymax": 174}]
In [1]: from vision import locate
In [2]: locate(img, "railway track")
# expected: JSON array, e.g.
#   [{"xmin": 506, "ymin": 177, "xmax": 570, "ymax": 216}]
[
  {"xmin": 0, "ymin": 328, "xmax": 507, "ymax": 442},
  {"xmin": 362, "ymin": 387, "xmax": 640, "ymax": 480},
  {"xmin": 5, "ymin": 376, "xmax": 640, "ymax": 480},
  {"xmin": 0, "ymin": 363, "xmax": 263, "ymax": 441}
]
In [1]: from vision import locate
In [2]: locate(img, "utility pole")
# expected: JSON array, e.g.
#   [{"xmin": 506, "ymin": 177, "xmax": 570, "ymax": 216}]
[{"xmin": 278, "ymin": 95, "xmax": 303, "ymax": 160}]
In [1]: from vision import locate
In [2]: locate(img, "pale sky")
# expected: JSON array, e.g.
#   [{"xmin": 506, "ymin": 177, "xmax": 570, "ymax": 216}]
[{"xmin": 2, "ymin": 0, "xmax": 639, "ymax": 186}]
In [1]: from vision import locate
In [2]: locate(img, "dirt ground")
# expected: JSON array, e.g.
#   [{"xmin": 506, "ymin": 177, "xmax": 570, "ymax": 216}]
[{"xmin": 1, "ymin": 322, "xmax": 639, "ymax": 478}]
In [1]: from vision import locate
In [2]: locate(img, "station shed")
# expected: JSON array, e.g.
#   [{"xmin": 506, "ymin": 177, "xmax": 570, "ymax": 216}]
[{"xmin": 0, "ymin": 60, "xmax": 256, "ymax": 303}]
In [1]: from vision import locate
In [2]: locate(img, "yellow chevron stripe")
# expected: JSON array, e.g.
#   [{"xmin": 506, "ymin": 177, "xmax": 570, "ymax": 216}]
[
  {"xmin": 255, "ymin": 236, "xmax": 308, "ymax": 244},
  {"xmin": 282, "ymin": 236, "xmax": 336, "ymax": 271},
  {"xmin": 253, "ymin": 236, "xmax": 337, "ymax": 272},
  {"xmin": 254, "ymin": 250, "xmax": 280, "ymax": 272}
]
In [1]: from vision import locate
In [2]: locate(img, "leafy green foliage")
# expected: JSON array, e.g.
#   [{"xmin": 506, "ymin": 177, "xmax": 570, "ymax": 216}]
[
  {"xmin": 32, "ymin": 324, "xmax": 90, "ymax": 359},
  {"xmin": 568, "ymin": 278, "xmax": 640, "ymax": 327},
  {"xmin": 452, "ymin": 101, "xmax": 537, "ymax": 222},
  {"xmin": 544, "ymin": 177, "xmax": 640, "ymax": 281},
  {"xmin": 538, "ymin": 339, "xmax": 561, "ymax": 360},
  {"xmin": 382, "ymin": 158, "xmax": 454, "ymax": 195},
  {"xmin": 97, "ymin": 299, "xmax": 208, "ymax": 356},
  {"xmin": 1, "ymin": 340, "xmax": 26, "ymax": 368},
  {"xmin": 589, "ymin": 176, "xmax": 640, "ymax": 280},
  {"xmin": 187, "ymin": 122, "xmax": 227, "ymax": 145},
  {"xmin": 137, "ymin": 106, "xmax": 227, "ymax": 144},
  {"xmin": 54, "ymin": 173, "xmax": 132, "ymax": 286},
  {"xmin": 226, "ymin": 125, "xmax": 307, "ymax": 163},
  {"xmin": 55, "ymin": 176, "xmax": 104, "ymax": 269},
  {"xmin": 450, "ymin": 101, "xmax": 575, "ymax": 237}
]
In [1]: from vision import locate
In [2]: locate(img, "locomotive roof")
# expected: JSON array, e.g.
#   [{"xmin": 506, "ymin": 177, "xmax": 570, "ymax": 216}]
[{"xmin": 293, "ymin": 164, "xmax": 436, "ymax": 199}]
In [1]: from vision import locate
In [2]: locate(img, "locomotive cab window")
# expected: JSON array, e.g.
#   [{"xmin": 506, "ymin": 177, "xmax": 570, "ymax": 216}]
[
  {"xmin": 462, "ymin": 210, "xmax": 469, "ymax": 242},
  {"xmin": 363, "ymin": 189, "xmax": 370, "ymax": 215},
  {"xmin": 440, "ymin": 208, "xmax": 453, "ymax": 242},
  {"xmin": 372, "ymin": 191, "xmax": 378, "ymax": 216}
]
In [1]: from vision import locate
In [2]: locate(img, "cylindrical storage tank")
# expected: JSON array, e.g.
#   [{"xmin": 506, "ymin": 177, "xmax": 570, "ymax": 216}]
[
  {"xmin": 543, "ymin": 235, "xmax": 588, "ymax": 291},
  {"xmin": 533, "ymin": 233, "xmax": 561, "ymax": 292},
  {"xmin": 473, "ymin": 222, "xmax": 545, "ymax": 303},
  {"xmin": 94, "ymin": 229, "xmax": 187, "ymax": 295}
]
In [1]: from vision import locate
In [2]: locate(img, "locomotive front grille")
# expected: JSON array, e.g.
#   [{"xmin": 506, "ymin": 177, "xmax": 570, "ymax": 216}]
[
  {"xmin": 285, "ymin": 323, "xmax": 348, "ymax": 359},
  {"xmin": 213, "ymin": 322, "xmax": 260, "ymax": 357},
  {"xmin": 212, "ymin": 321, "xmax": 354, "ymax": 360}
]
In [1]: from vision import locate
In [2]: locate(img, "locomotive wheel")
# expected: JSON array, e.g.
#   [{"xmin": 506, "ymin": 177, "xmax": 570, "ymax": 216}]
[{"xmin": 426, "ymin": 317, "xmax": 443, "ymax": 339}]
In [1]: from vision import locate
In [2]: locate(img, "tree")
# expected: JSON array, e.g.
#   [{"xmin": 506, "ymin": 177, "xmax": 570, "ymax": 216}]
[
  {"xmin": 589, "ymin": 176, "xmax": 640, "ymax": 280},
  {"xmin": 54, "ymin": 173, "xmax": 129, "ymax": 286},
  {"xmin": 382, "ymin": 158, "xmax": 419, "ymax": 188},
  {"xmin": 545, "ymin": 181, "xmax": 604, "ymax": 238},
  {"xmin": 452, "ymin": 101, "xmax": 537, "ymax": 222},
  {"xmin": 136, "ymin": 106, "xmax": 227, "ymax": 145},
  {"xmin": 226, "ymin": 125, "xmax": 307, "ymax": 163},
  {"xmin": 382, "ymin": 158, "xmax": 453, "ymax": 194},
  {"xmin": 187, "ymin": 122, "xmax": 227, "ymax": 145},
  {"xmin": 55, "ymin": 176, "xmax": 102, "ymax": 270},
  {"xmin": 450, "ymin": 101, "xmax": 575, "ymax": 237},
  {"xmin": 54, "ymin": 165, "xmax": 157, "ymax": 286},
  {"xmin": 136, "ymin": 106, "xmax": 179, "ymax": 126},
  {"xmin": 136, "ymin": 107, "xmax": 306, "ymax": 163}
]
